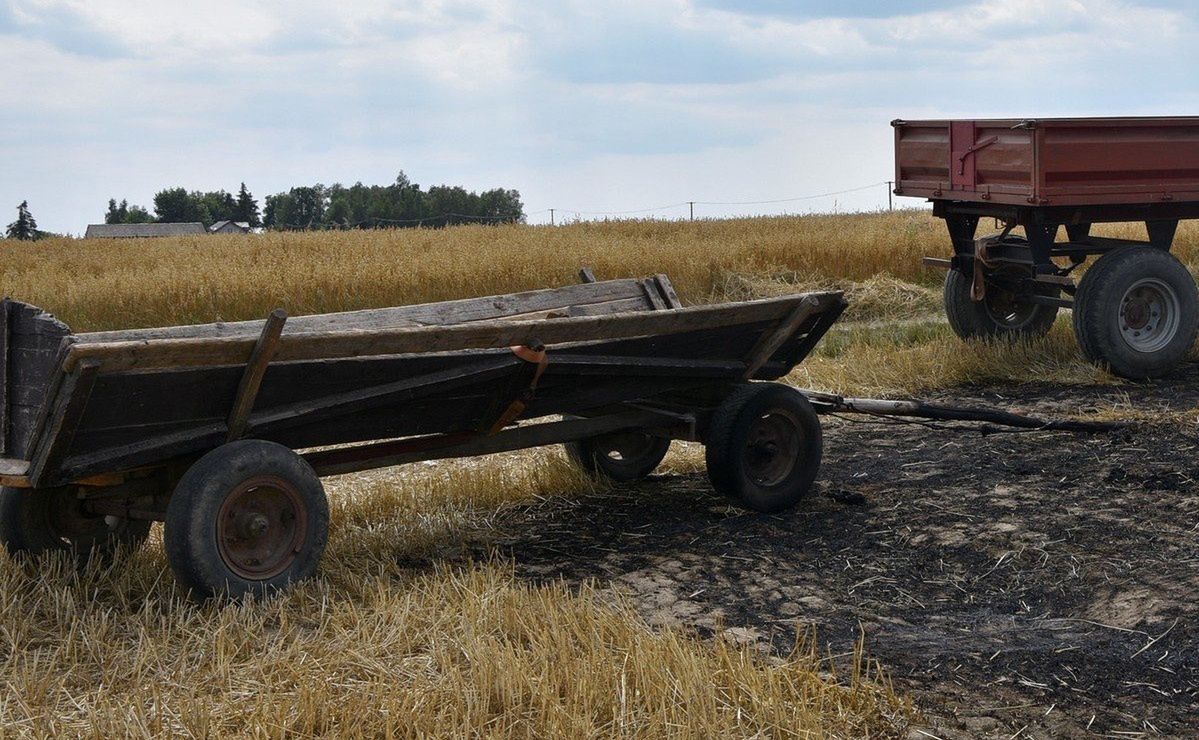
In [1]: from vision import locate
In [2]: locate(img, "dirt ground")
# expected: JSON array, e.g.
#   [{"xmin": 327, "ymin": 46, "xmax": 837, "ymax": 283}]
[{"xmin": 450, "ymin": 364, "xmax": 1199, "ymax": 738}]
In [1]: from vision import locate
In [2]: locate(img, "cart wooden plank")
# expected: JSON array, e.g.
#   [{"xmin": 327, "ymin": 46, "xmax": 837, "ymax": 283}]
[
  {"xmin": 305, "ymin": 408, "xmax": 688, "ymax": 477},
  {"xmin": 0, "ymin": 298, "xmax": 8, "ymax": 455},
  {"xmin": 28, "ymin": 359, "xmax": 99, "ymax": 486},
  {"xmin": 78, "ymin": 278, "xmax": 652, "ymax": 343},
  {"xmin": 66, "ymin": 293, "xmax": 834, "ymax": 374}
]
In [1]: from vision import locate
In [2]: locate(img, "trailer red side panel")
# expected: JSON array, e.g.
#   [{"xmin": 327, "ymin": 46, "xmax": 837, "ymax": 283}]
[{"xmin": 894, "ymin": 116, "xmax": 1199, "ymax": 207}]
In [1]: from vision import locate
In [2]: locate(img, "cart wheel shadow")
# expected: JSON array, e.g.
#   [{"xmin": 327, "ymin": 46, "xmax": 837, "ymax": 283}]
[{"xmin": 407, "ymin": 471, "xmax": 863, "ymax": 588}]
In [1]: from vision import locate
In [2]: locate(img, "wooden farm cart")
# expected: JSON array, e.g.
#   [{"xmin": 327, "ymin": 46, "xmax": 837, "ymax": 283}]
[
  {"xmin": 894, "ymin": 116, "xmax": 1199, "ymax": 378},
  {"xmin": 0, "ymin": 276, "xmax": 846, "ymax": 597}
]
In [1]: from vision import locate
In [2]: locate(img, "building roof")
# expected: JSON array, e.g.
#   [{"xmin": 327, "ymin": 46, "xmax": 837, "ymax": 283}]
[
  {"xmin": 209, "ymin": 220, "xmax": 251, "ymax": 232},
  {"xmin": 85, "ymin": 222, "xmax": 207, "ymax": 238}
]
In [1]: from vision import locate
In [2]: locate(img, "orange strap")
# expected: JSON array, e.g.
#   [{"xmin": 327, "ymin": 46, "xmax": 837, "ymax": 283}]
[{"xmin": 488, "ymin": 344, "xmax": 549, "ymax": 434}]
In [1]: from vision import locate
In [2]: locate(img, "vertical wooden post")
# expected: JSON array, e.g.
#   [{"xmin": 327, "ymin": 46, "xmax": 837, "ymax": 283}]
[
  {"xmin": 887, "ymin": 181, "xmax": 893, "ymax": 211},
  {"xmin": 226, "ymin": 309, "xmax": 287, "ymax": 442}
]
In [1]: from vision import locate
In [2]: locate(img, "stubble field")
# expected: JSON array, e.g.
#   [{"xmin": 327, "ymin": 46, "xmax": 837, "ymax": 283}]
[{"xmin": 1, "ymin": 211, "xmax": 1196, "ymax": 736}]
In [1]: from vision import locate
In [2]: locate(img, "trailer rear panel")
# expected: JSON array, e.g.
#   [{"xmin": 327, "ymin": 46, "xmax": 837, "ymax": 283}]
[{"xmin": 894, "ymin": 117, "xmax": 1199, "ymax": 207}]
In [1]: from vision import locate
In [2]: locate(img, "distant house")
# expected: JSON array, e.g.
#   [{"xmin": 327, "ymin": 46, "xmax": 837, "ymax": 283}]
[
  {"xmin": 209, "ymin": 220, "xmax": 252, "ymax": 234},
  {"xmin": 85, "ymin": 222, "xmax": 207, "ymax": 239}
]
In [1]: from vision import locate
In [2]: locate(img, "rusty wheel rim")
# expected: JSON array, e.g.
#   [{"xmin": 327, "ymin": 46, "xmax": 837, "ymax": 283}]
[
  {"xmin": 742, "ymin": 409, "xmax": 802, "ymax": 487},
  {"xmin": 217, "ymin": 476, "xmax": 307, "ymax": 580}
]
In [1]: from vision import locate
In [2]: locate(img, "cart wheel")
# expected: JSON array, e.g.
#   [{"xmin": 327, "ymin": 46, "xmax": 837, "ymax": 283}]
[
  {"xmin": 944, "ymin": 265, "xmax": 1059, "ymax": 339},
  {"xmin": 704, "ymin": 383, "xmax": 822, "ymax": 513},
  {"xmin": 1073, "ymin": 246, "xmax": 1199, "ymax": 379},
  {"xmin": 564, "ymin": 431, "xmax": 671, "ymax": 482},
  {"xmin": 164, "ymin": 440, "xmax": 328, "ymax": 599},
  {"xmin": 0, "ymin": 485, "xmax": 150, "ymax": 563}
]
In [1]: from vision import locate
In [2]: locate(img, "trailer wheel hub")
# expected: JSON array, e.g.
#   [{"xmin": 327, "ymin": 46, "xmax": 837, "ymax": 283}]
[
  {"xmin": 217, "ymin": 476, "xmax": 307, "ymax": 580},
  {"xmin": 743, "ymin": 410, "xmax": 802, "ymax": 487},
  {"xmin": 1119, "ymin": 278, "xmax": 1180, "ymax": 353},
  {"xmin": 982, "ymin": 266, "xmax": 1041, "ymax": 330}
]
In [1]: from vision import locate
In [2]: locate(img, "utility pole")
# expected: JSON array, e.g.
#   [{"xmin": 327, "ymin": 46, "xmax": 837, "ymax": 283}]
[
  {"xmin": 688, "ymin": 201, "xmax": 694, "ymax": 221},
  {"xmin": 886, "ymin": 181, "xmax": 893, "ymax": 211},
  {"xmin": 549, "ymin": 208, "xmax": 555, "ymax": 226}
]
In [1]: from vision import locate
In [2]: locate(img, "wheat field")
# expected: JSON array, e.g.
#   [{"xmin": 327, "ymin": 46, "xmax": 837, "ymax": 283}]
[{"xmin": 1, "ymin": 210, "xmax": 1194, "ymax": 736}]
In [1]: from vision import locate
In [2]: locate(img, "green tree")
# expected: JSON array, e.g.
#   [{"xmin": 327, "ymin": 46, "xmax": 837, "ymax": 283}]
[
  {"xmin": 105, "ymin": 198, "xmax": 127, "ymax": 224},
  {"xmin": 6, "ymin": 201, "xmax": 37, "ymax": 240},
  {"xmin": 105, "ymin": 198, "xmax": 155, "ymax": 225},
  {"xmin": 153, "ymin": 187, "xmax": 203, "ymax": 223},
  {"xmin": 126, "ymin": 204, "xmax": 154, "ymax": 223},
  {"xmin": 262, "ymin": 192, "xmax": 290, "ymax": 228},
  {"xmin": 480, "ymin": 188, "xmax": 524, "ymax": 223},
  {"xmin": 326, "ymin": 197, "xmax": 351, "ymax": 226},
  {"xmin": 235, "ymin": 182, "xmax": 260, "ymax": 226},
  {"xmin": 194, "ymin": 190, "xmax": 236, "ymax": 226},
  {"xmin": 287, "ymin": 185, "xmax": 327, "ymax": 227},
  {"xmin": 260, "ymin": 172, "xmax": 523, "ymax": 230}
]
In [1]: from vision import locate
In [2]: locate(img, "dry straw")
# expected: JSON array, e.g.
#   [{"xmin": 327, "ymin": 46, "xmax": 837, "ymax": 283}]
[{"xmin": 2, "ymin": 210, "xmax": 1194, "ymax": 733}]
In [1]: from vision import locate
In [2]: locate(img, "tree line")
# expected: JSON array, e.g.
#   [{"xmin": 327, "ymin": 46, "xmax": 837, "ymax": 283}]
[{"xmin": 105, "ymin": 172, "xmax": 524, "ymax": 229}]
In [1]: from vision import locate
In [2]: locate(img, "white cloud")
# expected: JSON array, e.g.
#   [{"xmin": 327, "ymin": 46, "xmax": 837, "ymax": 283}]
[{"xmin": 2, "ymin": 0, "xmax": 1198, "ymax": 232}]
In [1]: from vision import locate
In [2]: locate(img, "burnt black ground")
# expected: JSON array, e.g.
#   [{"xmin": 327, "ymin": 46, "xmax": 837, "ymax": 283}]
[{"xmin": 469, "ymin": 364, "xmax": 1199, "ymax": 738}]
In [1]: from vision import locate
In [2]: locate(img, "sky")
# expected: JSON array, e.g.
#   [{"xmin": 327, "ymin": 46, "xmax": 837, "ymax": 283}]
[{"xmin": 2, "ymin": 0, "xmax": 1198, "ymax": 234}]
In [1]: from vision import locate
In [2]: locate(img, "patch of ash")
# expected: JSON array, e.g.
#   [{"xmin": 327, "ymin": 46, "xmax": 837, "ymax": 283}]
[{"xmin": 464, "ymin": 365, "xmax": 1199, "ymax": 737}]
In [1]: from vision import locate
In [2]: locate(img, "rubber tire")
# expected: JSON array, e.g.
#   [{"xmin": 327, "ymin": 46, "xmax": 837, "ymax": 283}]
[
  {"xmin": 704, "ymin": 383, "xmax": 822, "ymax": 513},
  {"xmin": 164, "ymin": 440, "xmax": 329, "ymax": 600},
  {"xmin": 944, "ymin": 267, "xmax": 1058, "ymax": 339},
  {"xmin": 1072, "ymin": 246, "xmax": 1199, "ymax": 379},
  {"xmin": 0, "ymin": 486, "xmax": 150, "ymax": 563},
  {"xmin": 564, "ymin": 432, "xmax": 671, "ymax": 482}
]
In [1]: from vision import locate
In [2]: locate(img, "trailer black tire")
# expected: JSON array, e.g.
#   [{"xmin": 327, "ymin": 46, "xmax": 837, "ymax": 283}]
[
  {"xmin": 704, "ymin": 383, "xmax": 822, "ymax": 513},
  {"xmin": 564, "ymin": 431, "xmax": 671, "ymax": 483},
  {"xmin": 164, "ymin": 440, "xmax": 328, "ymax": 600},
  {"xmin": 944, "ymin": 266, "xmax": 1059, "ymax": 339},
  {"xmin": 1072, "ymin": 246, "xmax": 1199, "ymax": 379},
  {"xmin": 0, "ymin": 485, "xmax": 150, "ymax": 563}
]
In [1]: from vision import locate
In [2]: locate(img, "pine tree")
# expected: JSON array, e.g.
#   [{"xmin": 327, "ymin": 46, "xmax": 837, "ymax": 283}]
[
  {"xmin": 236, "ymin": 183, "xmax": 261, "ymax": 227},
  {"xmin": 6, "ymin": 201, "xmax": 37, "ymax": 240}
]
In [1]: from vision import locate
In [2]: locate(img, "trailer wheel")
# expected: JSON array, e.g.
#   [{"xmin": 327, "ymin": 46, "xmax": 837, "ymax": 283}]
[
  {"xmin": 0, "ymin": 486, "xmax": 150, "ymax": 563},
  {"xmin": 944, "ymin": 266, "xmax": 1058, "ymax": 339},
  {"xmin": 704, "ymin": 383, "xmax": 822, "ymax": 513},
  {"xmin": 564, "ymin": 431, "xmax": 670, "ymax": 482},
  {"xmin": 164, "ymin": 440, "xmax": 328, "ymax": 599},
  {"xmin": 1072, "ymin": 246, "xmax": 1199, "ymax": 379}
]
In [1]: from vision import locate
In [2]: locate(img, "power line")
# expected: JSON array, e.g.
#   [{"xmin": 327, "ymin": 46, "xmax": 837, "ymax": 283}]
[
  {"xmin": 271, "ymin": 181, "xmax": 893, "ymax": 230},
  {"xmin": 691, "ymin": 182, "xmax": 888, "ymax": 206},
  {"xmin": 565, "ymin": 202, "xmax": 692, "ymax": 216},
  {"xmin": 541, "ymin": 181, "xmax": 890, "ymax": 221}
]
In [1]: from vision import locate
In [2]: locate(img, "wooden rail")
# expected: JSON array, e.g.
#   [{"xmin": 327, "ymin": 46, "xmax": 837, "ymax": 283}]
[{"xmin": 65, "ymin": 292, "xmax": 842, "ymax": 374}]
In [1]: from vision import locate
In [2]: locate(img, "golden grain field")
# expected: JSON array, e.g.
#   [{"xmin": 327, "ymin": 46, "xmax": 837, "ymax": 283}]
[{"xmin": 1, "ymin": 210, "xmax": 1193, "ymax": 736}]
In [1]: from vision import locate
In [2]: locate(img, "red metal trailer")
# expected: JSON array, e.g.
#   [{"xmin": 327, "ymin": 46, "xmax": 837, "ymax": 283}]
[{"xmin": 894, "ymin": 116, "xmax": 1199, "ymax": 378}]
